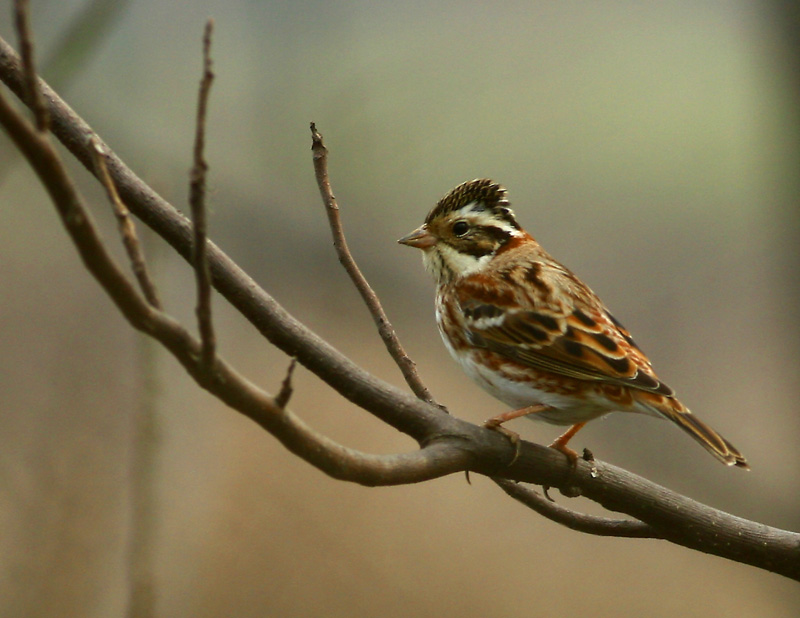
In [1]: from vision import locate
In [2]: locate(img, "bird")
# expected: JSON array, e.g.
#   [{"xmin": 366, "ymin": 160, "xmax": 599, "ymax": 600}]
[{"xmin": 398, "ymin": 178, "xmax": 748, "ymax": 469}]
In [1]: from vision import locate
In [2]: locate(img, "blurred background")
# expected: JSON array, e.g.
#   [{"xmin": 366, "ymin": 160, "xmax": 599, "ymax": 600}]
[{"xmin": 1, "ymin": 1, "xmax": 799, "ymax": 616}]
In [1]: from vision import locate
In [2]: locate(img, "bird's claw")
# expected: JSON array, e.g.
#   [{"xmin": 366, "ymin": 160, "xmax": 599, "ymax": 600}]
[{"xmin": 483, "ymin": 419, "xmax": 522, "ymax": 465}]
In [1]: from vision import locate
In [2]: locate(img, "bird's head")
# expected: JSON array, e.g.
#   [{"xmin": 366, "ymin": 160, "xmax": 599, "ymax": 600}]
[{"xmin": 398, "ymin": 179, "xmax": 523, "ymax": 283}]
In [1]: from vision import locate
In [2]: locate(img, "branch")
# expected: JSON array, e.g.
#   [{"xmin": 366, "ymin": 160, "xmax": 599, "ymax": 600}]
[
  {"xmin": 310, "ymin": 122, "xmax": 437, "ymax": 405},
  {"xmin": 0, "ymin": 82, "xmax": 467, "ymax": 489},
  {"xmin": 189, "ymin": 19, "xmax": 216, "ymax": 367},
  {"xmin": 1, "ymin": 34, "xmax": 799, "ymax": 581},
  {"xmin": 0, "ymin": 36, "xmax": 437, "ymax": 444},
  {"xmin": 90, "ymin": 139, "xmax": 162, "ymax": 308},
  {"xmin": 13, "ymin": 0, "xmax": 48, "ymax": 131},
  {"xmin": 492, "ymin": 478, "xmax": 659, "ymax": 538}
]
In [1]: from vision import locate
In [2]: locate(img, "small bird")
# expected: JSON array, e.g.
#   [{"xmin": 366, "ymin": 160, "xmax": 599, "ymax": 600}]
[{"xmin": 399, "ymin": 179, "xmax": 748, "ymax": 468}]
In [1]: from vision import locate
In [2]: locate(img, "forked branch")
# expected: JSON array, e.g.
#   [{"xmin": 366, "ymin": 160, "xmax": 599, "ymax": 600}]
[{"xmin": 0, "ymin": 30, "xmax": 798, "ymax": 581}]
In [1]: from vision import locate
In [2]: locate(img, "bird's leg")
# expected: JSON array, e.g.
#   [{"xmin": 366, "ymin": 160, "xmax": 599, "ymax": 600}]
[
  {"xmin": 483, "ymin": 404, "xmax": 552, "ymax": 464},
  {"xmin": 542, "ymin": 422, "xmax": 588, "ymax": 499},
  {"xmin": 483, "ymin": 403, "xmax": 552, "ymax": 439},
  {"xmin": 548, "ymin": 422, "xmax": 587, "ymax": 466},
  {"xmin": 484, "ymin": 403, "xmax": 552, "ymax": 428},
  {"xmin": 484, "ymin": 406, "xmax": 588, "ymax": 472}
]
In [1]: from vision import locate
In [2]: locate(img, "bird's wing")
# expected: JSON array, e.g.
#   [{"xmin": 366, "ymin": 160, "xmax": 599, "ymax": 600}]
[{"xmin": 456, "ymin": 264, "xmax": 674, "ymax": 397}]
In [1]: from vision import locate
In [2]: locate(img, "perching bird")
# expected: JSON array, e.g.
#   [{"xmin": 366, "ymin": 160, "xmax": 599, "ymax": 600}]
[{"xmin": 399, "ymin": 179, "xmax": 747, "ymax": 468}]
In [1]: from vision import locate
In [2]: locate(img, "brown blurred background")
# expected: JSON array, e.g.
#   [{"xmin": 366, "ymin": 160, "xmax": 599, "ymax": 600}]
[{"xmin": 1, "ymin": 1, "xmax": 799, "ymax": 616}]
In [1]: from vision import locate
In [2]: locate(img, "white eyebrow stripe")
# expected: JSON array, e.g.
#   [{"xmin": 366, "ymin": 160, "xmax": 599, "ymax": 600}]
[{"xmin": 451, "ymin": 203, "xmax": 523, "ymax": 237}]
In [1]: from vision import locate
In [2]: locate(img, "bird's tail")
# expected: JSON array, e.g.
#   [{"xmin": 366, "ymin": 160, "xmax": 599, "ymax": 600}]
[{"xmin": 655, "ymin": 401, "xmax": 749, "ymax": 469}]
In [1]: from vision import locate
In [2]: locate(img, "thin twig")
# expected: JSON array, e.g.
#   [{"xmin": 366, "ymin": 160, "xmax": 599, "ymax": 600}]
[
  {"xmin": 493, "ymin": 478, "xmax": 660, "ymax": 538},
  {"xmin": 309, "ymin": 122, "xmax": 437, "ymax": 405},
  {"xmin": 190, "ymin": 19, "xmax": 216, "ymax": 368},
  {"xmin": 91, "ymin": 138, "xmax": 162, "ymax": 309},
  {"xmin": 275, "ymin": 358, "xmax": 296, "ymax": 409},
  {"xmin": 13, "ymin": 0, "xmax": 48, "ymax": 131}
]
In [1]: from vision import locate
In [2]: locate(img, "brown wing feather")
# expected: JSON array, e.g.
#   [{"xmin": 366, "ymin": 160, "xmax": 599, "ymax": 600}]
[{"xmin": 457, "ymin": 255, "xmax": 673, "ymax": 397}]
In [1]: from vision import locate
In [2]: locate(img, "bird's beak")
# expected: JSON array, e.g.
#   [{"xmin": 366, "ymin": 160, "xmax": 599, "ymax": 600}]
[{"xmin": 398, "ymin": 225, "xmax": 437, "ymax": 249}]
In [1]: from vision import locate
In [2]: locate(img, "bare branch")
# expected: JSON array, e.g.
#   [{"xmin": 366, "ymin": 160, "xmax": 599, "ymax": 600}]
[
  {"xmin": 2, "ymin": 35, "xmax": 799, "ymax": 581},
  {"xmin": 1, "ymin": 35, "xmax": 442, "ymax": 446},
  {"xmin": 493, "ymin": 478, "xmax": 659, "ymax": 538},
  {"xmin": 13, "ymin": 0, "xmax": 48, "ymax": 131},
  {"xmin": 310, "ymin": 122, "xmax": 437, "ymax": 405},
  {"xmin": 0, "ymin": 82, "xmax": 469, "ymax": 489},
  {"xmin": 90, "ymin": 139, "xmax": 162, "ymax": 309},
  {"xmin": 190, "ymin": 19, "xmax": 216, "ymax": 368}
]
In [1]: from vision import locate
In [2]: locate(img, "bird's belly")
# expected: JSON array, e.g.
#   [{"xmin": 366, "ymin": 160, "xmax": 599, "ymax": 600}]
[{"xmin": 445, "ymin": 343, "xmax": 615, "ymax": 425}]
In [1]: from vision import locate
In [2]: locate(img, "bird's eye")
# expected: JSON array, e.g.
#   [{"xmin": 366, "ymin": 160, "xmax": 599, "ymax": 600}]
[{"xmin": 452, "ymin": 220, "xmax": 470, "ymax": 237}]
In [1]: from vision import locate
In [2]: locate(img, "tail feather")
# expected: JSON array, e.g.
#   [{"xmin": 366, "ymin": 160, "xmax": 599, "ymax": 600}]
[{"xmin": 658, "ymin": 405, "xmax": 749, "ymax": 469}]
